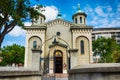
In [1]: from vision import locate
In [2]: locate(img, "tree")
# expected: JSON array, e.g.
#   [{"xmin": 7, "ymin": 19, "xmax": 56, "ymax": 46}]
[
  {"xmin": 0, "ymin": 0, "xmax": 42, "ymax": 48},
  {"xmin": 0, "ymin": 44, "xmax": 25, "ymax": 66},
  {"xmin": 93, "ymin": 37, "xmax": 117, "ymax": 63},
  {"xmin": 113, "ymin": 44, "xmax": 120, "ymax": 62}
]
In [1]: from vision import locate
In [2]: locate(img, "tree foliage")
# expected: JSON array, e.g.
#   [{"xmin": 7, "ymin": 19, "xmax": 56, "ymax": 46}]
[
  {"xmin": 0, "ymin": 0, "xmax": 42, "ymax": 48},
  {"xmin": 0, "ymin": 44, "xmax": 25, "ymax": 66},
  {"xmin": 92, "ymin": 37, "xmax": 120, "ymax": 63}
]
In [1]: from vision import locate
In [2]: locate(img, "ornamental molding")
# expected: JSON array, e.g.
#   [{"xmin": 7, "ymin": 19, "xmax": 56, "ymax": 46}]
[
  {"xmin": 72, "ymin": 29, "xmax": 92, "ymax": 33},
  {"xmin": 46, "ymin": 19, "xmax": 72, "ymax": 27},
  {"xmin": 26, "ymin": 29, "xmax": 45, "ymax": 34}
]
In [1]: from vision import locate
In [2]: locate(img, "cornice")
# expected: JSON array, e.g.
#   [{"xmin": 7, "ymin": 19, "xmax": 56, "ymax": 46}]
[
  {"xmin": 25, "ymin": 26, "xmax": 47, "ymax": 30},
  {"xmin": 70, "ymin": 26, "xmax": 93, "ymax": 30}
]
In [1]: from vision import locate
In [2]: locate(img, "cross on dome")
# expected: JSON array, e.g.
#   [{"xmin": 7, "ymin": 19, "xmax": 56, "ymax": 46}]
[{"xmin": 77, "ymin": 3, "xmax": 82, "ymax": 12}]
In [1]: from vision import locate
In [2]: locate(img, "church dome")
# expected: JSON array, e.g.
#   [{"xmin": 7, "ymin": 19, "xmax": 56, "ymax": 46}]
[{"xmin": 72, "ymin": 4, "xmax": 87, "ymax": 25}]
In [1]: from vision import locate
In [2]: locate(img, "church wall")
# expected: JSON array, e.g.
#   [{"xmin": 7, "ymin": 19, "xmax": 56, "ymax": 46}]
[
  {"xmin": 45, "ymin": 20, "xmax": 72, "ymax": 57},
  {"xmin": 25, "ymin": 29, "xmax": 46, "ymax": 70},
  {"xmin": 71, "ymin": 29, "xmax": 93, "ymax": 68},
  {"xmin": 76, "ymin": 36, "xmax": 89, "ymax": 65}
]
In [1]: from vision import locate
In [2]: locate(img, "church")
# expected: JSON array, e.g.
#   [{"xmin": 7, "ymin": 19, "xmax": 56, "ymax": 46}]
[{"xmin": 24, "ymin": 4, "xmax": 93, "ymax": 78}]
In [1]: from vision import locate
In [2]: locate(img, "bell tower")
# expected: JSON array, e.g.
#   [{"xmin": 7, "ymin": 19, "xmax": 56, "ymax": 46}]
[
  {"xmin": 72, "ymin": 4, "xmax": 87, "ymax": 25},
  {"xmin": 32, "ymin": 13, "xmax": 46, "ymax": 25}
]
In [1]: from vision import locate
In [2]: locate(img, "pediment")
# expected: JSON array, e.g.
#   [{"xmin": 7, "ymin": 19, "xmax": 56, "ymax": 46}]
[
  {"xmin": 49, "ymin": 41, "xmax": 68, "ymax": 49},
  {"xmin": 45, "ymin": 19, "xmax": 73, "ymax": 27}
]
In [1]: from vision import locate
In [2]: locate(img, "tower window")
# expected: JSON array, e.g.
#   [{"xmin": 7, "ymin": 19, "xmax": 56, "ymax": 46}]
[
  {"xmin": 33, "ymin": 41, "xmax": 37, "ymax": 49},
  {"xmin": 75, "ymin": 18, "xmax": 77, "ymax": 23},
  {"xmin": 41, "ymin": 18, "xmax": 42, "ymax": 24},
  {"xmin": 84, "ymin": 18, "xmax": 85, "ymax": 24},
  {"xmin": 80, "ymin": 17, "xmax": 82, "ymax": 23},
  {"xmin": 80, "ymin": 40, "xmax": 84, "ymax": 54}
]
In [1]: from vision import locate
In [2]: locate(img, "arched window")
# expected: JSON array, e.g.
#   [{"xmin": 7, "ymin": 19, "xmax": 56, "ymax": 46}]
[
  {"xmin": 80, "ymin": 40, "xmax": 84, "ymax": 54},
  {"xmin": 33, "ymin": 41, "xmax": 37, "ymax": 49},
  {"xmin": 75, "ymin": 18, "xmax": 77, "ymax": 23},
  {"xmin": 80, "ymin": 17, "xmax": 82, "ymax": 23},
  {"xmin": 41, "ymin": 18, "xmax": 42, "ymax": 24}
]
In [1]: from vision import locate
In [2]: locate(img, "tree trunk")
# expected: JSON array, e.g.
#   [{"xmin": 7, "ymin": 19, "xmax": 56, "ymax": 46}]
[
  {"xmin": 0, "ymin": 34, "xmax": 4, "ymax": 49},
  {"xmin": 0, "ymin": 29, "xmax": 7, "ymax": 49}
]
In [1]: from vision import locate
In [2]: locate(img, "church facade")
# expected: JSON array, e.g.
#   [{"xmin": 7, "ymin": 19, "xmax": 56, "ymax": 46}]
[{"xmin": 24, "ymin": 5, "xmax": 93, "ymax": 76}]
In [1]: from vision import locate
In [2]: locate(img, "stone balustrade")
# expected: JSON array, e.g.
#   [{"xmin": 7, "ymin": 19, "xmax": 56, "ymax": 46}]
[
  {"xmin": 0, "ymin": 67, "xmax": 41, "ymax": 80},
  {"xmin": 69, "ymin": 63, "xmax": 120, "ymax": 80}
]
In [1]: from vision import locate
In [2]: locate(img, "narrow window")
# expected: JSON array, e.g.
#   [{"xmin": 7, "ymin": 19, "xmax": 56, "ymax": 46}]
[
  {"xmin": 75, "ymin": 18, "xmax": 77, "ymax": 23},
  {"xmin": 84, "ymin": 18, "xmax": 85, "ymax": 24},
  {"xmin": 41, "ymin": 18, "xmax": 42, "ymax": 24},
  {"xmin": 80, "ymin": 17, "xmax": 82, "ymax": 23},
  {"xmin": 80, "ymin": 40, "xmax": 84, "ymax": 54},
  {"xmin": 33, "ymin": 41, "xmax": 37, "ymax": 49}
]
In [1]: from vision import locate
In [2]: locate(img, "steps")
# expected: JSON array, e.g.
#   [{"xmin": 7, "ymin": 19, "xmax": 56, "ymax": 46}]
[{"xmin": 42, "ymin": 73, "xmax": 68, "ymax": 80}]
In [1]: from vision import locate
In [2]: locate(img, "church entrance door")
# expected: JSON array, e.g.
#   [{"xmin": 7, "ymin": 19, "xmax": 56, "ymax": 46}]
[{"xmin": 54, "ymin": 50, "xmax": 63, "ymax": 73}]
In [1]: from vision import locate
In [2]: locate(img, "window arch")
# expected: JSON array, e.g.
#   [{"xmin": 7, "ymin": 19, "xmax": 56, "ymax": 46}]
[
  {"xmin": 33, "ymin": 41, "xmax": 37, "ymax": 49},
  {"xmin": 80, "ymin": 40, "xmax": 84, "ymax": 54},
  {"xmin": 75, "ymin": 18, "xmax": 77, "ymax": 23},
  {"xmin": 80, "ymin": 17, "xmax": 82, "ymax": 23}
]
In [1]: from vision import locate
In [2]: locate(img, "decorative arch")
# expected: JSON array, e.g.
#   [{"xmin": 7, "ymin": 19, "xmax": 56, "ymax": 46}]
[
  {"xmin": 28, "ymin": 36, "xmax": 42, "ymax": 42},
  {"xmin": 54, "ymin": 50, "xmax": 63, "ymax": 73},
  {"xmin": 76, "ymin": 36, "xmax": 89, "ymax": 55},
  {"xmin": 80, "ymin": 40, "xmax": 84, "ymax": 54},
  {"xmin": 28, "ymin": 36, "xmax": 42, "ymax": 49}
]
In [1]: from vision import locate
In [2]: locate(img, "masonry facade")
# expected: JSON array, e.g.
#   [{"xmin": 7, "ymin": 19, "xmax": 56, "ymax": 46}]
[{"xmin": 24, "ymin": 5, "xmax": 93, "ymax": 77}]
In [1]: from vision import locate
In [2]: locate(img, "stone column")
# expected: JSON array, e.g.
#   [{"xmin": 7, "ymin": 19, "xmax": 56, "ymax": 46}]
[
  {"xmin": 31, "ymin": 49, "xmax": 41, "ymax": 71},
  {"xmin": 69, "ymin": 49, "xmax": 78, "ymax": 69}
]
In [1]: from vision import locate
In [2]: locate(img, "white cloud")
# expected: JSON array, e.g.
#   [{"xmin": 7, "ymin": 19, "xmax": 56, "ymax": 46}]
[
  {"xmin": 95, "ymin": 6, "xmax": 107, "ymax": 17},
  {"xmin": 24, "ymin": 22, "xmax": 32, "ymax": 26},
  {"xmin": 84, "ymin": 4, "xmax": 120, "ymax": 28},
  {"xmin": 9, "ymin": 26, "xmax": 26, "ymax": 37},
  {"xmin": 42, "ymin": 6, "xmax": 58, "ymax": 21}
]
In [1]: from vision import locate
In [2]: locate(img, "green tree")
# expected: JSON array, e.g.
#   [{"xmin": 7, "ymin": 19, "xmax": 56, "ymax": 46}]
[
  {"xmin": 113, "ymin": 44, "xmax": 120, "ymax": 62},
  {"xmin": 93, "ymin": 37, "xmax": 117, "ymax": 63},
  {"xmin": 0, "ymin": 0, "xmax": 42, "ymax": 48},
  {"xmin": 0, "ymin": 44, "xmax": 25, "ymax": 66}
]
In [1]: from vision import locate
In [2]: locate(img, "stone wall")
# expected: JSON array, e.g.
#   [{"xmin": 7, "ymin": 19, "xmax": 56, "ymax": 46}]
[
  {"xmin": 68, "ymin": 63, "xmax": 120, "ymax": 80},
  {"xmin": 0, "ymin": 67, "xmax": 41, "ymax": 80}
]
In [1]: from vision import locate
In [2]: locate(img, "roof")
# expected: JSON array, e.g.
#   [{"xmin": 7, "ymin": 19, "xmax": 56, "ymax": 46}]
[
  {"xmin": 93, "ymin": 27, "xmax": 120, "ymax": 31},
  {"xmin": 72, "ymin": 4, "xmax": 87, "ymax": 19},
  {"xmin": 72, "ymin": 12, "xmax": 87, "ymax": 19},
  {"xmin": 25, "ymin": 18, "xmax": 93, "ymax": 29}
]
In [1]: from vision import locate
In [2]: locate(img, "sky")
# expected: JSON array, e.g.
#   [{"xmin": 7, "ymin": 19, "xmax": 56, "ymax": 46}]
[{"xmin": 2, "ymin": 0, "xmax": 120, "ymax": 47}]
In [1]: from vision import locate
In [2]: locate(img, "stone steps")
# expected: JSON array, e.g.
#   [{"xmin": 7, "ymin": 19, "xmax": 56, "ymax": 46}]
[{"xmin": 43, "ymin": 73, "xmax": 68, "ymax": 78}]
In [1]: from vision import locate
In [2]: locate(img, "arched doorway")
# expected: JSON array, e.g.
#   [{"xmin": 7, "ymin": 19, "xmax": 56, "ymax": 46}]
[{"xmin": 54, "ymin": 50, "xmax": 63, "ymax": 73}]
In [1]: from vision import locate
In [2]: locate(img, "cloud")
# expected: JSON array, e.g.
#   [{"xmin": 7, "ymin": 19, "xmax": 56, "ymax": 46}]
[
  {"xmin": 24, "ymin": 22, "xmax": 32, "ymax": 26},
  {"xmin": 42, "ymin": 6, "xmax": 58, "ymax": 21},
  {"xmin": 84, "ymin": 4, "xmax": 120, "ymax": 28},
  {"xmin": 8, "ymin": 26, "xmax": 26, "ymax": 37},
  {"xmin": 95, "ymin": 6, "xmax": 107, "ymax": 17}
]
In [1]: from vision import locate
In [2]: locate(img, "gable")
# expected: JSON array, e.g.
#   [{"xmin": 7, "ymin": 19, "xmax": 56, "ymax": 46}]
[{"xmin": 45, "ymin": 19, "xmax": 73, "ymax": 28}]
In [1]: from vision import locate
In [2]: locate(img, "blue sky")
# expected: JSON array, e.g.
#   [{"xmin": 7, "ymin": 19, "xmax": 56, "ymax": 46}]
[{"xmin": 2, "ymin": 0, "xmax": 120, "ymax": 47}]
